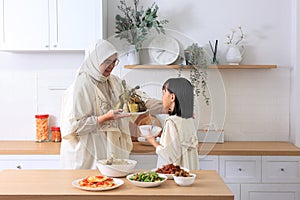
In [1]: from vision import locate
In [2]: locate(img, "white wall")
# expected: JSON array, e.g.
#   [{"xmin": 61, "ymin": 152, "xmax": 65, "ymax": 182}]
[{"xmin": 0, "ymin": 0, "xmax": 296, "ymax": 142}]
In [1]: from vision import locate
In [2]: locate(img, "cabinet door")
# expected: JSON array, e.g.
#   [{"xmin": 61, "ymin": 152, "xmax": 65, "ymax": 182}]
[
  {"xmin": 0, "ymin": 155, "xmax": 61, "ymax": 170},
  {"xmin": 262, "ymin": 156, "xmax": 300, "ymax": 183},
  {"xmin": 0, "ymin": 0, "xmax": 3, "ymax": 47},
  {"xmin": 219, "ymin": 156, "xmax": 261, "ymax": 183},
  {"xmin": 199, "ymin": 155, "xmax": 219, "ymax": 171},
  {"xmin": 129, "ymin": 155, "xmax": 157, "ymax": 170},
  {"xmin": 241, "ymin": 184, "xmax": 300, "ymax": 200},
  {"xmin": 52, "ymin": 0, "xmax": 104, "ymax": 50},
  {"xmin": 1, "ymin": 0, "xmax": 49, "ymax": 50}
]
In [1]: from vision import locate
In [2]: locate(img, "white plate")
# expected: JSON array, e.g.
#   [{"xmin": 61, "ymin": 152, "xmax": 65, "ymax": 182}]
[
  {"xmin": 126, "ymin": 173, "xmax": 167, "ymax": 188},
  {"xmin": 137, "ymin": 137, "xmax": 160, "ymax": 146},
  {"xmin": 152, "ymin": 167, "xmax": 190, "ymax": 180},
  {"xmin": 120, "ymin": 110, "xmax": 148, "ymax": 116},
  {"xmin": 72, "ymin": 178, "xmax": 124, "ymax": 191}
]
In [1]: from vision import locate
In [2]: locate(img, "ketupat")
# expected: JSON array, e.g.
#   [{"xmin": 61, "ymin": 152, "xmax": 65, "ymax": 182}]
[{"xmin": 114, "ymin": 80, "xmax": 147, "ymax": 112}]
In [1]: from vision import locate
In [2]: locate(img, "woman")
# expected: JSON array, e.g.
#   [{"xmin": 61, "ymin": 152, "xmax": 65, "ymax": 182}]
[
  {"xmin": 60, "ymin": 39, "xmax": 162, "ymax": 169},
  {"xmin": 146, "ymin": 78, "xmax": 199, "ymax": 170}
]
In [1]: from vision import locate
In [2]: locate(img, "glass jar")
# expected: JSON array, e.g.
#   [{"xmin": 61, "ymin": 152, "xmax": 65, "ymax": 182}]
[
  {"xmin": 35, "ymin": 114, "xmax": 49, "ymax": 142},
  {"xmin": 51, "ymin": 126, "xmax": 61, "ymax": 142}
]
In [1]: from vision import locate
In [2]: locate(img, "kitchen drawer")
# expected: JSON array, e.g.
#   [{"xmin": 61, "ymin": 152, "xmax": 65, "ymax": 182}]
[
  {"xmin": 199, "ymin": 155, "xmax": 219, "ymax": 171},
  {"xmin": 219, "ymin": 156, "xmax": 261, "ymax": 183},
  {"xmin": 241, "ymin": 184, "xmax": 300, "ymax": 200},
  {"xmin": 0, "ymin": 155, "xmax": 60, "ymax": 170},
  {"xmin": 262, "ymin": 156, "xmax": 300, "ymax": 183}
]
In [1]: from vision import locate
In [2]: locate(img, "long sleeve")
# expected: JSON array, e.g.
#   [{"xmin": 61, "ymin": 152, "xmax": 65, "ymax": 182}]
[{"xmin": 156, "ymin": 119, "xmax": 182, "ymax": 165}]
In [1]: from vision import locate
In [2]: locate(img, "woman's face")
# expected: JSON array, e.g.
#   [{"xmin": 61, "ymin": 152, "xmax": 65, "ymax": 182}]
[
  {"xmin": 100, "ymin": 54, "xmax": 119, "ymax": 77},
  {"xmin": 162, "ymin": 87, "xmax": 175, "ymax": 112}
]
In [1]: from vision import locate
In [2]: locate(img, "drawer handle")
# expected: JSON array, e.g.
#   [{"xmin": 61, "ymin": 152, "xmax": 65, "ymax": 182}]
[
  {"xmin": 16, "ymin": 165, "xmax": 22, "ymax": 170},
  {"xmin": 238, "ymin": 168, "xmax": 242, "ymax": 171},
  {"xmin": 280, "ymin": 168, "xmax": 285, "ymax": 172}
]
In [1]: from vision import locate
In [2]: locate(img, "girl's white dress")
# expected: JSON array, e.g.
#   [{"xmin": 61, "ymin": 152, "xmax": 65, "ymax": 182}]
[{"xmin": 156, "ymin": 115, "xmax": 199, "ymax": 170}]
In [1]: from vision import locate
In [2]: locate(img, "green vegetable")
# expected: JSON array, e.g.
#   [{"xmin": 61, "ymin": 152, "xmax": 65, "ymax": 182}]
[{"xmin": 129, "ymin": 171, "xmax": 165, "ymax": 182}]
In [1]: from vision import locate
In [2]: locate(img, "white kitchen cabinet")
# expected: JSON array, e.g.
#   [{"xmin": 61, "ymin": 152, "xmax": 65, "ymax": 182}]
[
  {"xmin": 219, "ymin": 156, "xmax": 261, "ymax": 183},
  {"xmin": 0, "ymin": 155, "xmax": 61, "ymax": 170},
  {"xmin": 129, "ymin": 154, "xmax": 157, "ymax": 170},
  {"xmin": 227, "ymin": 184, "xmax": 241, "ymax": 200},
  {"xmin": 262, "ymin": 156, "xmax": 300, "ymax": 183},
  {"xmin": 0, "ymin": 0, "xmax": 106, "ymax": 51},
  {"xmin": 241, "ymin": 184, "xmax": 300, "ymax": 200},
  {"xmin": 199, "ymin": 155, "xmax": 219, "ymax": 171}
]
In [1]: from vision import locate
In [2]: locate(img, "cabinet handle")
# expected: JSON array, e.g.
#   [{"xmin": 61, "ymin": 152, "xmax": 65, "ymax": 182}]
[
  {"xmin": 16, "ymin": 165, "xmax": 22, "ymax": 170},
  {"xmin": 45, "ymin": 45, "xmax": 49, "ymax": 48},
  {"xmin": 53, "ymin": 44, "xmax": 57, "ymax": 48},
  {"xmin": 280, "ymin": 168, "xmax": 285, "ymax": 172},
  {"xmin": 238, "ymin": 168, "xmax": 242, "ymax": 171}
]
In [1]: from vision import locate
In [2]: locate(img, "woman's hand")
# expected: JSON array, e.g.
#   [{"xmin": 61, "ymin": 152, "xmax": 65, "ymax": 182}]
[{"xmin": 97, "ymin": 109, "xmax": 131, "ymax": 124}]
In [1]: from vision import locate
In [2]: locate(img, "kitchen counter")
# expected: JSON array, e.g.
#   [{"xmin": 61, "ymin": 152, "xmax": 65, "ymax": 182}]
[
  {"xmin": 0, "ymin": 169, "xmax": 234, "ymax": 200},
  {"xmin": 1, "ymin": 140, "xmax": 300, "ymax": 156}
]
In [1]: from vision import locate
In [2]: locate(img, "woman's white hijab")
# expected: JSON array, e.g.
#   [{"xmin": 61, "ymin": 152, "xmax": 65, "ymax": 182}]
[{"xmin": 79, "ymin": 39, "xmax": 117, "ymax": 82}]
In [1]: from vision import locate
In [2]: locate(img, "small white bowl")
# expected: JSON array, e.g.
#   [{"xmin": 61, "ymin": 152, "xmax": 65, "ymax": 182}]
[
  {"xmin": 173, "ymin": 173, "xmax": 196, "ymax": 186},
  {"xmin": 139, "ymin": 125, "xmax": 162, "ymax": 137},
  {"xmin": 96, "ymin": 159, "xmax": 137, "ymax": 177}
]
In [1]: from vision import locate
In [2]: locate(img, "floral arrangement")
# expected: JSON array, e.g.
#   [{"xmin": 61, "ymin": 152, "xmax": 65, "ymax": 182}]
[
  {"xmin": 115, "ymin": 0, "xmax": 168, "ymax": 51},
  {"xmin": 225, "ymin": 26, "xmax": 245, "ymax": 46}
]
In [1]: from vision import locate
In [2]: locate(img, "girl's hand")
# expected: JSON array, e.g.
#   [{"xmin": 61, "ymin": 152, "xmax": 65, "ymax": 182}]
[{"xmin": 146, "ymin": 131, "xmax": 159, "ymax": 148}]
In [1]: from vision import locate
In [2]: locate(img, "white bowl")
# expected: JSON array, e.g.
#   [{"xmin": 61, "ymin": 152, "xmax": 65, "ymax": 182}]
[
  {"xmin": 96, "ymin": 159, "xmax": 137, "ymax": 178},
  {"xmin": 173, "ymin": 173, "xmax": 196, "ymax": 186},
  {"xmin": 139, "ymin": 125, "xmax": 162, "ymax": 137},
  {"xmin": 126, "ymin": 173, "xmax": 167, "ymax": 187},
  {"xmin": 155, "ymin": 114, "xmax": 169, "ymax": 128}
]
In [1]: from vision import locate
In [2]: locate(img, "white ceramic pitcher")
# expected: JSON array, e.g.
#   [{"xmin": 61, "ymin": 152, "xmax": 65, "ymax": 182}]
[{"xmin": 226, "ymin": 45, "xmax": 245, "ymax": 65}]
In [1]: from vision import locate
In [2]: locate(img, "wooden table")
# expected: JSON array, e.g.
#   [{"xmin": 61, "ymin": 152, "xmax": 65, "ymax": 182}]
[{"xmin": 0, "ymin": 169, "xmax": 233, "ymax": 200}]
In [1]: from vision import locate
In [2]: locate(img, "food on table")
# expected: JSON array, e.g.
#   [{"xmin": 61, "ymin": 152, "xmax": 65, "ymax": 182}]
[
  {"xmin": 78, "ymin": 175, "xmax": 115, "ymax": 188},
  {"xmin": 114, "ymin": 80, "xmax": 147, "ymax": 113},
  {"xmin": 129, "ymin": 171, "xmax": 165, "ymax": 182},
  {"xmin": 103, "ymin": 154, "xmax": 131, "ymax": 165},
  {"xmin": 174, "ymin": 169, "xmax": 191, "ymax": 177},
  {"xmin": 156, "ymin": 163, "xmax": 188, "ymax": 175}
]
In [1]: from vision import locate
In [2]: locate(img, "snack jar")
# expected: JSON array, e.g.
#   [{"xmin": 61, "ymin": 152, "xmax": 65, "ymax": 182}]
[
  {"xmin": 51, "ymin": 126, "xmax": 61, "ymax": 142},
  {"xmin": 35, "ymin": 114, "xmax": 49, "ymax": 142}
]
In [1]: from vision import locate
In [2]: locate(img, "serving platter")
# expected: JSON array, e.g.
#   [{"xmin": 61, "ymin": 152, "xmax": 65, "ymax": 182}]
[{"xmin": 72, "ymin": 178, "xmax": 124, "ymax": 191}]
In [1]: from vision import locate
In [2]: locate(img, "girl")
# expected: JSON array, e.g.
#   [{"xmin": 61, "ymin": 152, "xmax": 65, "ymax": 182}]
[{"xmin": 146, "ymin": 78, "xmax": 199, "ymax": 170}]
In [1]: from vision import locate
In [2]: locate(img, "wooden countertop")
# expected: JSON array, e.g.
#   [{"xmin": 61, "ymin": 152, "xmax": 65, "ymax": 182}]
[
  {"xmin": 1, "ymin": 140, "xmax": 300, "ymax": 156},
  {"xmin": 0, "ymin": 169, "xmax": 233, "ymax": 200}
]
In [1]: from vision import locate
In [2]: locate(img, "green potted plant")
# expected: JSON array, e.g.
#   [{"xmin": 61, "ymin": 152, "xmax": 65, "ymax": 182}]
[
  {"xmin": 182, "ymin": 43, "xmax": 209, "ymax": 105},
  {"xmin": 115, "ymin": 0, "xmax": 168, "ymax": 52}
]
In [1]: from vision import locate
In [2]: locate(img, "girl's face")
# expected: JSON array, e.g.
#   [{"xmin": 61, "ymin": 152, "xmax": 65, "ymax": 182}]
[
  {"xmin": 162, "ymin": 87, "xmax": 175, "ymax": 112},
  {"xmin": 100, "ymin": 53, "xmax": 119, "ymax": 77}
]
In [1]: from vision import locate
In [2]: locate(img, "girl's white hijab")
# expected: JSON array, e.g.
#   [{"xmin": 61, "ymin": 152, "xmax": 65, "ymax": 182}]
[{"xmin": 78, "ymin": 39, "xmax": 118, "ymax": 82}]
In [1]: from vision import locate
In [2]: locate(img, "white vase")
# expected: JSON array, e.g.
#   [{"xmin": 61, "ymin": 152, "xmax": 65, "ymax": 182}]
[
  {"xmin": 226, "ymin": 45, "xmax": 245, "ymax": 65},
  {"xmin": 127, "ymin": 45, "xmax": 140, "ymax": 65}
]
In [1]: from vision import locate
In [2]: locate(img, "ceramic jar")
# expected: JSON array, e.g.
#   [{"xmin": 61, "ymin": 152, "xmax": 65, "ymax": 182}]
[
  {"xmin": 226, "ymin": 45, "xmax": 245, "ymax": 65},
  {"xmin": 127, "ymin": 45, "xmax": 140, "ymax": 65}
]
